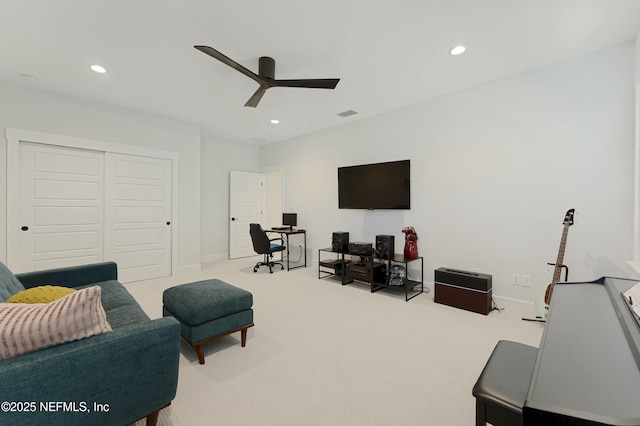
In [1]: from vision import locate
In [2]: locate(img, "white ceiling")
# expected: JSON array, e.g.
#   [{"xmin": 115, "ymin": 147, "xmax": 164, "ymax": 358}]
[{"xmin": 1, "ymin": 1, "xmax": 640, "ymax": 144}]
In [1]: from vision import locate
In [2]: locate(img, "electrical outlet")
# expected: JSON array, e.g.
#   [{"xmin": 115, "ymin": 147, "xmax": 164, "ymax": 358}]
[
  {"xmin": 521, "ymin": 275, "xmax": 531, "ymax": 287},
  {"xmin": 512, "ymin": 274, "xmax": 520, "ymax": 286}
]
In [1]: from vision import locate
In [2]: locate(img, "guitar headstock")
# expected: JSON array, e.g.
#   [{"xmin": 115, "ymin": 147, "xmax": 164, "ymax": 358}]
[{"xmin": 563, "ymin": 209, "xmax": 575, "ymax": 226}]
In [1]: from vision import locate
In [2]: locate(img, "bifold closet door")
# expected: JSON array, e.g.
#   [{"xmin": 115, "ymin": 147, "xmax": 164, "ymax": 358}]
[
  {"xmin": 104, "ymin": 153, "xmax": 172, "ymax": 283},
  {"xmin": 14, "ymin": 142, "xmax": 105, "ymax": 273}
]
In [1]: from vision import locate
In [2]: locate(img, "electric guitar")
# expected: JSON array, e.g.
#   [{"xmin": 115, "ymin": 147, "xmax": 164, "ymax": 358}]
[{"xmin": 535, "ymin": 209, "xmax": 575, "ymax": 318}]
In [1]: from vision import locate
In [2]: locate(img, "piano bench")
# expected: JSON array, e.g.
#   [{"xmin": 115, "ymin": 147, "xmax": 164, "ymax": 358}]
[{"xmin": 472, "ymin": 340, "xmax": 538, "ymax": 426}]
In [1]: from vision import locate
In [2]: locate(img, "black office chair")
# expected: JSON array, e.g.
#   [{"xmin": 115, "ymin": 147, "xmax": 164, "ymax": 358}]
[{"xmin": 249, "ymin": 223, "xmax": 286, "ymax": 273}]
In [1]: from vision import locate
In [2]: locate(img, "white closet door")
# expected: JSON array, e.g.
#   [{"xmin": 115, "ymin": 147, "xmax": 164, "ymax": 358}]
[
  {"xmin": 104, "ymin": 153, "xmax": 172, "ymax": 282},
  {"xmin": 13, "ymin": 143, "xmax": 104, "ymax": 273}
]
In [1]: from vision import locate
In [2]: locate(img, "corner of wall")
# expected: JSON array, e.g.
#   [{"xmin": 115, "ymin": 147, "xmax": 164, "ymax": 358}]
[
  {"xmin": 636, "ymin": 31, "xmax": 640, "ymax": 85},
  {"xmin": 634, "ymin": 32, "xmax": 640, "ymax": 262}
]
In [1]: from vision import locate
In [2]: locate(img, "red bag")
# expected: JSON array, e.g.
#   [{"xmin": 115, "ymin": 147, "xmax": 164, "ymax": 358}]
[{"xmin": 404, "ymin": 240, "xmax": 418, "ymax": 259}]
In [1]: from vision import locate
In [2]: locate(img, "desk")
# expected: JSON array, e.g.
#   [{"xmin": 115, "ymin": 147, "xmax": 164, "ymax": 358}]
[
  {"xmin": 524, "ymin": 277, "xmax": 640, "ymax": 425},
  {"xmin": 269, "ymin": 228, "xmax": 306, "ymax": 271}
]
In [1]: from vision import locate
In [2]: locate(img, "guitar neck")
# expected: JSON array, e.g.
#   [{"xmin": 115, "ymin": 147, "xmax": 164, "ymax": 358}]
[{"xmin": 552, "ymin": 226, "xmax": 570, "ymax": 283}]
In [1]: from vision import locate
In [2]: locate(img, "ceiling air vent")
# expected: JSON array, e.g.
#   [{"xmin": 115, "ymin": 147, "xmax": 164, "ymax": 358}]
[
  {"xmin": 248, "ymin": 137, "xmax": 268, "ymax": 144},
  {"xmin": 337, "ymin": 110, "xmax": 358, "ymax": 118}
]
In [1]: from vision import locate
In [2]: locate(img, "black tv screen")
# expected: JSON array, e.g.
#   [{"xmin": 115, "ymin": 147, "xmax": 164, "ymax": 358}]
[{"xmin": 338, "ymin": 160, "xmax": 410, "ymax": 209}]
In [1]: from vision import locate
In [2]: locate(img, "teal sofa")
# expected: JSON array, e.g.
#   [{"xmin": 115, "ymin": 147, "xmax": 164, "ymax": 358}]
[{"xmin": 0, "ymin": 261, "xmax": 180, "ymax": 426}]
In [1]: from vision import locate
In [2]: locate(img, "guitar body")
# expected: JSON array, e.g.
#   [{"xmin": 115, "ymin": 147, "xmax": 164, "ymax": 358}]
[
  {"xmin": 538, "ymin": 209, "xmax": 575, "ymax": 318},
  {"xmin": 535, "ymin": 269, "xmax": 553, "ymax": 318},
  {"xmin": 544, "ymin": 282, "xmax": 554, "ymax": 305}
]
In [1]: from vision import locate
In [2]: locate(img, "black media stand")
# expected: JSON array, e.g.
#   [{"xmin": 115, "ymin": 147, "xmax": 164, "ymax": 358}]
[
  {"xmin": 318, "ymin": 248, "xmax": 424, "ymax": 302},
  {"xmin": 370, "ymin": 254, "xmax": 424, "ymax": 302}
]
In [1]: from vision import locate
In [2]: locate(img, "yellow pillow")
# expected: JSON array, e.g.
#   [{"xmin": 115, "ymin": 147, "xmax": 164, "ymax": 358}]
[{"xmin": 7, "ymin": 285, "xmax": 76, "ymax": 303}]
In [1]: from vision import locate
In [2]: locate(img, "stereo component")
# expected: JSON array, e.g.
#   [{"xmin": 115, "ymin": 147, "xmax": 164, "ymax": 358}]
[
  {"xmin": 375, "ymin": 235, "xmax": 395, "ymax": 260},
  {"xmin": 348, "ymin": 241, "xmax": 373, "ymax": 256},
  {"xmin": 434, "ymin": 268, "xmax": 492, "ymax": 315},
  {"xmin": 332, "ymin": 232, "xmax": 349, "ymax": 253},
  {"xmin": 346, "ymin": 261, "xmax": 387, "ymax": 283}
]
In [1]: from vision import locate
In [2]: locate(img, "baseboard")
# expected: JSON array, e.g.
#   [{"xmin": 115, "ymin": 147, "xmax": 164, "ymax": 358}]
[
  {"xmin": 177, "ymin": 263, "xmax": 201, "ymax": 276},
  {"xmin": 490, "ymin": 295, "xmax": 534, "ymax": 315},
  {"xmin": 200, "ymin": 254, "xmax": 227, "ymax": 264}
]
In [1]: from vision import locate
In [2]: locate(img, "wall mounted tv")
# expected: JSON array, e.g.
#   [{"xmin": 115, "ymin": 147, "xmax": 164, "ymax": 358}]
[{"xmin": 338, "ymin": 160, "xmax": 410, "ymax": 210}]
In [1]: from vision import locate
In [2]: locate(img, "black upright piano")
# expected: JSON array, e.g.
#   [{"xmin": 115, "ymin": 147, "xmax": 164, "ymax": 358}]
[{"xmin": 524, "ymin": 277, "xmax": 640, "ymax": 425}]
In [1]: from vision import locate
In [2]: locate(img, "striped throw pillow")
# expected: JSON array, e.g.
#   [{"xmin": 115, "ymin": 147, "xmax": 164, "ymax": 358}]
[{"xmin": 0, "ymin": 285, "xmax": 112, "ymax": 360}]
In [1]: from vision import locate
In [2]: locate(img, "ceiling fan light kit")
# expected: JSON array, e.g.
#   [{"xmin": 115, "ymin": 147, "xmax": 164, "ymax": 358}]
[{"xmin": 194, "ymin": 45, "xmax": 340, "ymax": 107}]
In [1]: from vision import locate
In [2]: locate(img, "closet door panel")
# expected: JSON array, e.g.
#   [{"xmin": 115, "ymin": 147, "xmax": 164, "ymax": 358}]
[
  {"xmin": 104, "ymin": 153, "xmax": 172, "ymax": 283},
  {"xmin": 14, "ymin": 143, "xmax": 104, "ymax": 273}
]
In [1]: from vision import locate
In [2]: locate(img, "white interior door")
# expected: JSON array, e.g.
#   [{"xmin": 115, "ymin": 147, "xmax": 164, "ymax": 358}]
[
  {"xmin": 229, "ymin": 171, "xmax": 262, "ymax": 259},
  {"xmin": 12, "ymin": 143, "xmax": 105, "ymax": 273},
  {"xmin": 105, "ymin": 153, "xmax": 172, "ymax": 283}
]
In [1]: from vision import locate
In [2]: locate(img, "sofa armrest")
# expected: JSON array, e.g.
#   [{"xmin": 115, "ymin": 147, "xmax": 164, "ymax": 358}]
[
  {"xmin": 15, "ymin": 262, "xmax": 118, "ymax": 289},
  {"xmin": 0, "ymin": 316, "xmax": 180, "ymax": 426}
]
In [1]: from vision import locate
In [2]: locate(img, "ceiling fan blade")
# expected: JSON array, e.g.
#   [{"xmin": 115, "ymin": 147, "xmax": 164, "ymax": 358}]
[
  {"xmin": 194, "ymin": 45, "xmax": 262, "ymax": 84},
  {"xmin": 273, "ymin": 78, "xmax": 340, "ymax": 89},
  {"xmin": 195, "ymin": 45, "xmax": 340, "ymax": 107},
  {"xmin": 244, "ymin": 86, "xmax": 269, "ymax": 108}
]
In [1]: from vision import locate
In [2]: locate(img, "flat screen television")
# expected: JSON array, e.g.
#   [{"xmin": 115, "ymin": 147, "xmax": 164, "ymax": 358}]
[{"xmin": 338, "ymin": 160, "xmax": 410, "ymax": 209}]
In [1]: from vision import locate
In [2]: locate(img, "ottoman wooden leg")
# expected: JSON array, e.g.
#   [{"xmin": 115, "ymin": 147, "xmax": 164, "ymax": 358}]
[
  {"xmin": 194, "ymin": 343, "xmax": 205, "ymax": 365},
  {"xmin": 241, "ymin": 327, "xmax": 248, "ymax": 347},
  {"xmin": 189, "ymin": 324, "xmax": 254, "ymax": 365},
  {"xmin": 146, "ymin": 408, "xmax": 160, "ymax": 426}
]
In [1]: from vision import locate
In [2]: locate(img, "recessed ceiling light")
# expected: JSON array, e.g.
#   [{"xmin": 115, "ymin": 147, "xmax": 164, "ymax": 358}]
[
  {"xmin": 90, "ymin": 64, "xmax": 107, "ymax": 74},
  {"xmin": 449, "ymin": 45, "xmax": 466, "ymax": 56},
  {"xmin": 270, "ymin": 119, "xmax": 279, "ymax": 124}
]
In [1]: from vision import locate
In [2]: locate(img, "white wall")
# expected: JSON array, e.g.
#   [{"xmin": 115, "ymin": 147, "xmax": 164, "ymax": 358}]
[
  {"xmin": 0, "ymin": 81, "xmax": 202, "ymax": 274},
  {"xmin": 636, "ymin": 32, "xmax": 640, "ymax": 86},
  {"xmin": 634, "ymin": 32, "xmax": 640, "ymax": 265},
  {"xmin": 260, "ymin": 42, "xmax": 636, "ymax": 302},
  {"xmin": 262, "ymin": 170, "xmax": 283, "ymax": 230},
  {"xmin": 200, "ymin": 132, "xmax": 260, "ymax": 262}
]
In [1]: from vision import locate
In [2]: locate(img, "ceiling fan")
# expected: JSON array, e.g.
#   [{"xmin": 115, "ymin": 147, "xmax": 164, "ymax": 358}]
[{"xmin": 194, "ymin": 45, "xmax": 340, "ymax": 108}]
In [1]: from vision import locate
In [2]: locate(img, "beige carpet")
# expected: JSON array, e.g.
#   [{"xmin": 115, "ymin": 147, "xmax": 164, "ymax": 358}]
[{"xmin": 129, "ymin": 257, "xmax": 542, "ymax": 426}]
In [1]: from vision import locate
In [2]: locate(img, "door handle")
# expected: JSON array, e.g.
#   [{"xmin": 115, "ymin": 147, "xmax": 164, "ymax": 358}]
[
  {"xmin": 231, "ymin": 217, "xmax": 236, "ymax": 221},
  {"xmin": 21, "ymin": 226, "xmax": 29, "ymax": 231},
  {"xmin": 166, "ymin": 221, "xmax": 171, "ymax": 225}
]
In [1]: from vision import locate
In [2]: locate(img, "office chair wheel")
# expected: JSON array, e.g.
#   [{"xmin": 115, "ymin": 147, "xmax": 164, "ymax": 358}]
[{"xmin": 253, "ymin": 268, "xmax": 257, "ymax": 273}]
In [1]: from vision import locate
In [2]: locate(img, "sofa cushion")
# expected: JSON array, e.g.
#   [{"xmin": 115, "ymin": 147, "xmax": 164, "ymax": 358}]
[
  {"xmin": 0, "ymin": 285, "xmax": 112, "ymax": 360},
  {"xmin": 0, "ymin": 262, "xmax": 25, "ymax": 303},
  {"xmin": 77, "ymin": 280, "xmax": 150, "ymax": 329},
  {"xmin": 7, "ymin": 285, "xmax": 76, "ymax": 303}
]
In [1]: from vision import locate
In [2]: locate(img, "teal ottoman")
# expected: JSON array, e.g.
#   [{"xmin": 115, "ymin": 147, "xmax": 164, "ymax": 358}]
[{"xmin": 162, "ymin": 279, "xmax": 254, "ymax": 364}]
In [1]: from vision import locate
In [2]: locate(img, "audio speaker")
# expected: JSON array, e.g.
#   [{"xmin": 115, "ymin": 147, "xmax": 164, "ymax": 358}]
[
  {"xmin": 375, "ymin": 235, "xmax": 395, "ymax": 260},
  {"xmin": 434, "ymin": 268, "xmax": 492, "ymax": 315},
  {"xmin": 332, "ymin": 232, "xmax": 349, "ymax": 252}
]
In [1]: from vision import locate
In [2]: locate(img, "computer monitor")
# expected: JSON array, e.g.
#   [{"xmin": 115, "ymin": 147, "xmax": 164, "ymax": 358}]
[{"xmin": 282, "ymin": 213, "xmax": 297, "ymax": 229}]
